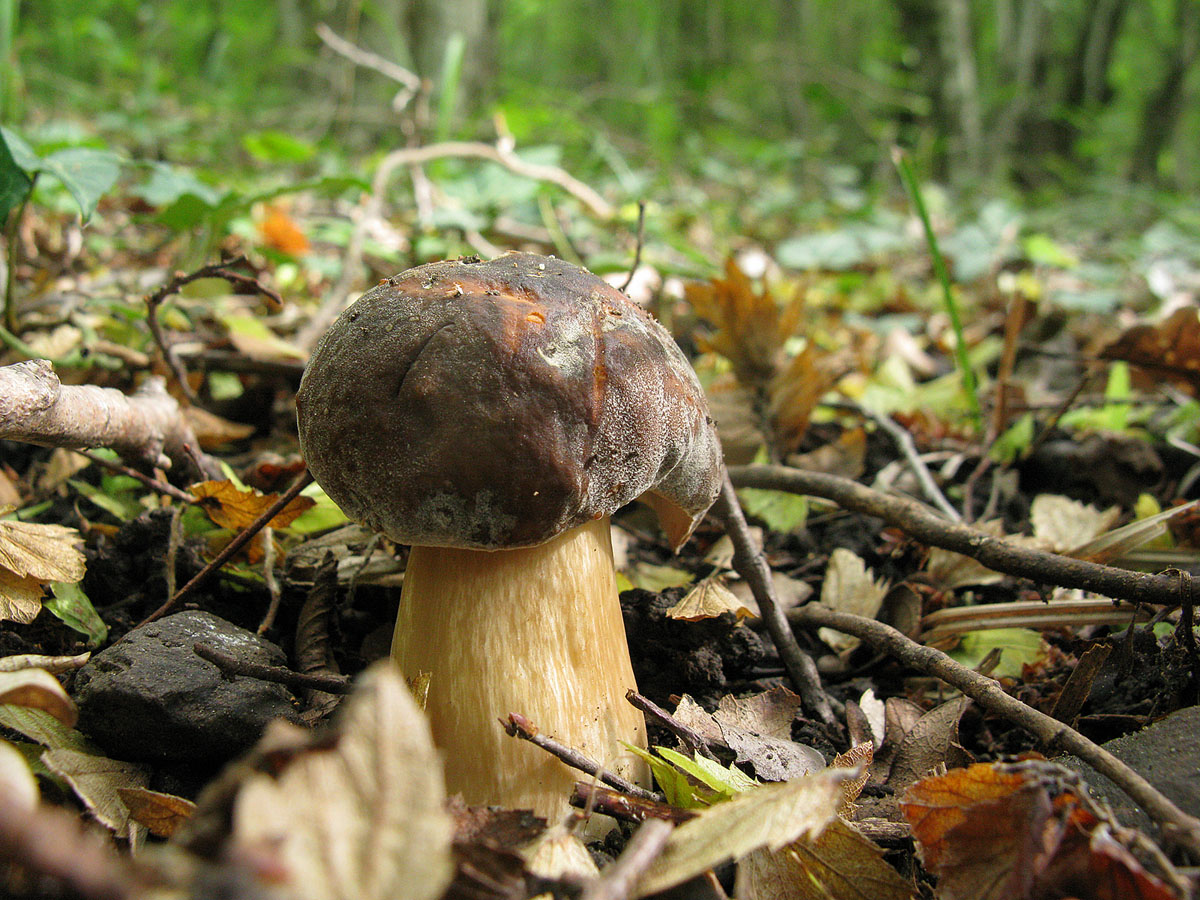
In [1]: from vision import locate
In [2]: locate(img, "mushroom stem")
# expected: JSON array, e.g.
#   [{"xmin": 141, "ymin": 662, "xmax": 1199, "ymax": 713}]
[{"xmin": 392, "ymin": 516, "xmax": 649, "ymax": 821}]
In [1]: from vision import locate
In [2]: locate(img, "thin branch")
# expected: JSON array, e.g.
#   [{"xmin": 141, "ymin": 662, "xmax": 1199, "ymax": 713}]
[
  {"xmin": 570, "ymin": 783, "xmax": 694, "ymax": 825},
  {"xmin": 502, "ymin": 713, "xmax": 663, "ymax": 802},
  {"xmin": 76, "ymin": 449, "xmax": 198, "ymax": 504},
  {"xmin": 617, "ymin": 201, "xmax": 646, "ymax": 294},
  {"xmin": 314, "ymin": 22, "xmax": 421, "ymax": 93},
  {"xmin": 193, "ymin": 642, "xmax": 351, "ymax": 695},
  {"xmin": 730, "ymin": 463, "xmax": 1198, "ymax": 608},
  {"xmin": 787, "ymin": 602, "xmax": 1200, "ymax": 856},
  {"xmin": 862, "ymin": 406, "xmax": 961, "ymax": 521},
  {"xmin": 136, "ymin": 469, "xmax": 314, "ymax": 627},
  {"xmin": 710, "ymin": 472, "xmax": 836, "ymax": 726},
  {"xmin": 0, "ymin": 359, "xmax": 218, "ymax": 478},
  {"xmin": 372, "ymin": 141, "xmax": 614, "ymax": 220},
  {"xmin": 580, "ymin": 818, "xmax": 674, "ymax": 900},
  {"xmin": 625, "ymin": 690, "xmax": 717, "ymax": 760},
  {"xmin": 144, "ymin": 256, "xmax": 283, "ymax": 407}
]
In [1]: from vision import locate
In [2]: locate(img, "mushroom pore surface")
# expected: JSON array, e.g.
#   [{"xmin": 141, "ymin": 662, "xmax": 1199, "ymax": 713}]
[{"xmin": 296, "ymin": 251, "xmax": 721, "ymax": 550}]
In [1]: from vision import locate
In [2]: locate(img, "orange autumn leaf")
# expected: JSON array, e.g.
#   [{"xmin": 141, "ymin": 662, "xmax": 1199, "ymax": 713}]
[
  {"xmin": 258, "ymin": 207, "xmax": 310, "ymax": 256},
  {"xmin": 189, "ymin": 480, "xmax": 314, "ymax": 531},
  {"xmin": 901, "ymin": 761, "xmax": 1180, "ymax": 900}
]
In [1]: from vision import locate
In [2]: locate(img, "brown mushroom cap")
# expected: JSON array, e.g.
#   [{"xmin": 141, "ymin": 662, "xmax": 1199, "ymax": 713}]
[{"xmin": 297, "ymin": 252, "xmax": 722, "ymax": 550}]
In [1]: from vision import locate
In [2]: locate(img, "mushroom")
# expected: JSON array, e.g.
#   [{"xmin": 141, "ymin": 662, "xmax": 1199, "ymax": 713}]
[{"xmin": 296, "ymin": 252, "xmax": 722, "ymax": 820}]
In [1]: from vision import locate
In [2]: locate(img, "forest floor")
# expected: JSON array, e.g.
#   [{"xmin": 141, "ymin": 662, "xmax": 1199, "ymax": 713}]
[{"xmin": 0, "ymin": 140, "xmax": 1199, "ymax": 900}]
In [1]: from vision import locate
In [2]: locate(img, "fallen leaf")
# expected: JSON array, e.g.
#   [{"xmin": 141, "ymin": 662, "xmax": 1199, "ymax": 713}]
[
  {"xmin": 42, "ymin": 747, "xmax": 149, "ymax": 833},
  {"xmin": 667, "ymin": 575, "xmax": 755, "ymax": 622},
  {"xmin": 1029, "ymin": 495, "xmax": 1120, "ymax": 554},
  {"xmin": 183, "ymin": 406, "xmax": 257, "ymax": 449},
  {"xmin": 950, "ymin": 628, "xmax": 1049, "ymax": 680},
  {"xmin": 0, "ymin": 508, "xmax": 86, "ymax": 623},
  {"xmin": 735, "ymin": 819, "xmax": 916, "ymax": 900},
  {"xmin": 0, "ymin": 705, "xmax": 91, "ymax": 752},
  {"xmin": 0, "ymin": 507, "xmax": 87, "ymax": 581},
  {"xmin": 886, "ymin": 696, "xmax": 972, "ymax": 791},
  {"xmin": 0, "ymin": 652, "xmax": 90, "ymax": 674},
  {"xmin": 258, "ymin": 206, "xmax": 311, "ymax": 256},
  {"xmin": 522, "ymin": 824, "xmax": 598, "ymax": 881},
  {"xmin": 117, "ymin": 786, "xmax": 197, "ymax": 838},
  {"xmin": 830, "ymin": 742, "xmax": 874, "ymax": 806},
  {"xmin": 633, "ymin": 767, "xmax": 854, "ymax": 897},
  {"xmin": 220, "ymin": 312, "xmax": 308, "ymax": 362},
  {"xmin": 228, "ymin": 661, "xmax": 454, "ymax": 900},
  {"xmin": 190, "ymin": 480, "xmax": 315, "ymax": 531},
  {"xmin": 1100, "ymin": 306, "xmax": 1200, "ymax": 396},
  {"xmin": 0, "ymin": 667, "xmax": 78, "ymax": 727},
  {"xmin": 621, "ymin": 562, "xmax": 694, "ymax": 593},
  {"xmin": 817, "ymin": 548, "xmax": 890, "ymax": 654},
  {"xmin": 925, "ymin": 520, "xmax": 1009, "ymax": 589},
  {"xmin": 901, "ymin": 761, "xmax": 1181, "ymax": 900}
]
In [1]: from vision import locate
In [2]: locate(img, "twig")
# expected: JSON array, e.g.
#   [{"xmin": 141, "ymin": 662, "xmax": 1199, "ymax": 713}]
[
  {"xmin": 314, "ymin": 22, "xmax": 421, "ymax": 94},
  {"xmin": 617, "ymin": 201, "xmax": 647, "ymax": 294},
  {"xmin": 257, "ymin": 527, "xmax": 281, "ymax": 635},
  {"xmin": 579, "ymin": 818, "xmax": 674, "ymax": 900},
  {"xmin": 76, "ymin": 449, "xmax": 198, "ymax": 504},
  {"xmin": 192, "ymin": 641, "xmax": 351, "ymax": 695},
  {"xmin": 371, "ymin": 141, "xmax": 613, "ymax": 219},
  {"xmin": 625, "ymin": 690, "xmax": 717, "ymax": 760},
  {"xmin": 862, "ymin": 407, "xmax": 961, "ymax": 521},
  {"xmin": 144, "ymin": 256, "xmax": 284, "ymax": 405},
  {"xmin": 786, "ymin": 602, "xmax": 1200, "ymax": 856},
  {"xmin": 710, "ymin": 471, "xmax": 836, "ymax": 726},
  {"xmin": 0, "ymin": 359, "xmax": 218, "ymax": 478},
  {"xmin": 570, "ymin": 784, "xmax": 694, "ymax": 825},
  {"xmin": 730, "ymin": 464, "xmax": 1199, "ymax": 608},
  {"xmin": 502, "ymin": 713, "xmax": 663, "ymax": 802},
  {"xmin": 136, "ymin": 470, "xmax": 314, "ymax": 627}
]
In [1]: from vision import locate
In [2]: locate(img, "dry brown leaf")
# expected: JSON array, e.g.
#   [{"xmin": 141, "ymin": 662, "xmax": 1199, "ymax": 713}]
[
  {"xmin": 0, "ymin": 508, "xmax": 86, "ymax": 581},
  {"xmin": 1029, "ymin": 495, "xmax": 1121, "ymax": 554},
  {"xmin": 1101, "ymin": 306, "xmax": 1200, "ymax": 396},
  {"xmin": 42, "ymin": 747, "xmax": 149, "ymax": 833},
  {"xmin": 0, "ymin": 667, "xmax": 78, "ymax": 727},
  {"xmin": 817, "ymin": 548, "xmax": 890, "ymax": 654},
  {"xmin": 667, "ymin": 575, "xmax": 756, "ymax": 622},
  {"xmin": 831, "ymin": 742, "xmax": 874, "ymax": 806},
  {"xmin": 769, "ymin": 343, "xmax": 839, "ymax": 453},
  {"xmin": 901, "ymin": 761, "xmax": 1181, "ymax": 900},
  {"xmin": 118, "ymin": 786, "xmax": 197, "ymax": 838},
  {"xmin": 183, "ymin": 406, "xmax": 257, "ymax": 449},
  {"xmin": 228, "ymin": 661, "xmax": 453, "ymax": 900},
  {"xmin": 633, "ymin": 767, "xmax": 853, "ymax": 897},
  {"xmin": 885, "ymin": 696, "xmax": 972, "ymax": 791},
  {"xmin": 0, "ymin": 566, "xmax": 48, "ymax": 624},
  {"xmin": 735, "ymin": 819, "xmax": 916, "ymax": 900},
  {"xmin": 0, "ymin": 652, "xmax": 90, "ymax": 674},
  {"xmin": 522, "ymin": 825, "xmax": 599, "ymax": 881},
  {"xmin": 190, "ymin": 480, "xmax": 315, "ymax": 530}
]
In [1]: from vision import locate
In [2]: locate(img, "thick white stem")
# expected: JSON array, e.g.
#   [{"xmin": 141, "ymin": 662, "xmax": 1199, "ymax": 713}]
[{"xmin": 391, "ymin": 516, "xmax": 648, "ymax": 822}]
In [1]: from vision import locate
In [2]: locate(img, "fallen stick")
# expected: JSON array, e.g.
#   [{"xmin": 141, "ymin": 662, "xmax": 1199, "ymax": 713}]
[
  {"xmin": 729, "ymin": 463, "xmax": 1196, "ymax": 608},
  {"xmin": 0, "ymin": 359, "xmax": 217, "ymax": 478}
]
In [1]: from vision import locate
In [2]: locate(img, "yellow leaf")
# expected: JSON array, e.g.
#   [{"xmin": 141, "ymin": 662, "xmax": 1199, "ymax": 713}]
[
  {"xmin": 817, "ymin": 549, "xmax": 890, "ymax": 654},
  {"xmin": 0, "ymin": 668, "xmax": 78, "ymax": 727},
  {"xmin": 667, "ymin": 575, "xmax": 756, "ymax": 622},
  {"xmin": 0, "ymin": 567, "xmax": 47, "ymax": 624},
  {"xmin": 634, "ymin": 768, "xmax": 854, "ymax": 897},
  {"xmin": 190, "ymin": 480, "xmax": 315, "ymax": 531},
  {"xmin": 0, "ymin": 508, "xmax": 86, "ymax": 582}
]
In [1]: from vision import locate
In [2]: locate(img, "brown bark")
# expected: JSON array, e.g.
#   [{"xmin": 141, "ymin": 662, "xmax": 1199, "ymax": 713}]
[
  {"xmin": 1129, "ymin": 0, "xmax": 1200, "ymax": 182},
  {"xmin": 0, "ymin": 359, "xmax": 215, "ymax": 479}
]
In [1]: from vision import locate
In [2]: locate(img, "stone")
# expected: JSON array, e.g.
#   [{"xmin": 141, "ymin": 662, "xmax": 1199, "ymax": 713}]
[{"xmin": 74, "ymin": 610, "xmax": 302, "ymax": 764}]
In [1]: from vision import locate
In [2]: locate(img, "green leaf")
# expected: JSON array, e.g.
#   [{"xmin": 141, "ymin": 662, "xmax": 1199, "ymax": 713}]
[
  {"xmin": 1022, "ymin": 233, "xmax": 1078, "ymax": 268},
  {"xmin": 288, "ymin": 485, "xmax": 350, "ymax": 534},
  {"xmin": 622, "ymin": 743, "xmax": 705, "ymax": 808},
  {"xmin": 242, "ymin": 130, "xmax": 316, "ymax": 163},
  {"xmin": 136, "ymin": 162, "xmax": 222, "ymax": 208},
  {"xmin": 67, "ymin": 478, "xmax": 144, "ymax": 523},
  {"xmin": 655, "ymin": 746, "xmax": 758, "ymax": 798},
  {"xmin": 44, "ymin": 582, "xmax": 107, "ymax": 647},
  {"xmin": 33, "ymin": 148, "xmax": 121, "ymax": 221},
  {"xmin": 989, "ymin": 413, "xmax": 1034, "ymax": 464},
  {"xmin": 950, "ymin": 628, "xmax": 1047, "ymax": 679},
  {"xmin": 0, "ymin": 129, "xmax": 33, "ymax": 225},
  {"xmin": 737, "ymin": 488, "xmax": 808, "ymax": 533}
]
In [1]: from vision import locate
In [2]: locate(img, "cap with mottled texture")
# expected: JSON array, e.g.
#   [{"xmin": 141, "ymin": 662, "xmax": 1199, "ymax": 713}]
[{"xmin": 297, "ymin": 252, "xmax": 722, "ymax": 550}]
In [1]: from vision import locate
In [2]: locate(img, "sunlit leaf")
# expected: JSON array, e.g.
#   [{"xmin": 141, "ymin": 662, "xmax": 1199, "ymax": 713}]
[
  {"xmin": 667, "ymin": 575, "xmax": 755, "ymax": 622},
  {"xmin": 950, "ymin": 628, "xmax": 1048, "ymax": 680},
  {"xmin": 817, "ymin": 548, "xmax": 890, "ymax": 654},
  {"xmin": 0, "ymin": 668, "xmax": 78, "ymax": 727},
  {"xmin": 190, "ymin": 480, "xmax": 315, "ymax": 531},
  {"xmin": 45, "ymin": 581, "xmax": 107, "ymax": 647}
]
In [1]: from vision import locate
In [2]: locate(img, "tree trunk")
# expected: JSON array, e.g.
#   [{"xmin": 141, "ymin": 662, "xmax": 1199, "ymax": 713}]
[
  {"xmin": 1129, "ymin": 0, "xmax": 1200, "ymax": 183},
  {"xmin": 408, "ymin": 0, "xmax": 492, "ymax": 120},
  {"xmin": 939, "ymin": 0, "xmax": 984, "ymax": 180},
  {"xmin": 1047, "ymin": 0, "xmax": 1130, "ymax": 159}
]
